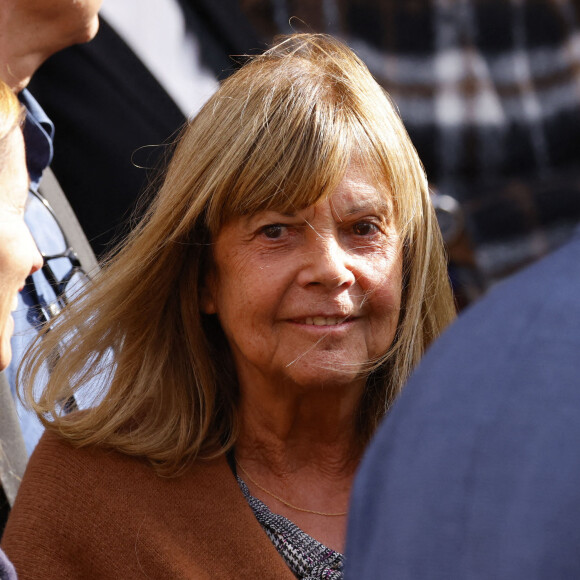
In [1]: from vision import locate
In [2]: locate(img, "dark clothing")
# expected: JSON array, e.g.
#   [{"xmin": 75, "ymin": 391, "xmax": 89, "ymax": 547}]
[
  {"xmin": 28, "ymin": 0, "xmax": 262, "ymax": 257},
  {"xmin": 345, "ymin": 230, "xmax": 580, "ymax": 579},
  {"xmin": 19, "ymin": 91, "xmax": 54, "ymax": 188},
  {"xmin": 28, "ymin": 16, "xmax": 184, "ymax": 257},
  {"xmin": 237, "ymin": 477, "xmax": 344, "ymax": 579}
]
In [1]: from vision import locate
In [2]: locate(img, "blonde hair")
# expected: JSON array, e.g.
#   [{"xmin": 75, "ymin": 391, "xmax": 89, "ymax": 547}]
[
  {"xmin": 21, "ymin": 34, "xmax": 455, "ymax": 474},
  {"xmin": 0, "ymin": 80, "xmax": 25, "ymax": 161}
]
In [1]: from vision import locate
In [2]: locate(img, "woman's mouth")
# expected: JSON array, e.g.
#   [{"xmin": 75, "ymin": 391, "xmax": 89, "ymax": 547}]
[{"xmin": 298, "ymin": 316, "xmax": 353, "ymax": 326}]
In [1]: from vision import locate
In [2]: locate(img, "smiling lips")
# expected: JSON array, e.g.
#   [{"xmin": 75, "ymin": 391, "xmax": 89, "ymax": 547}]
[{"xmin": 297, "ymin": 316, "xmax": 353, "ymax": 326}]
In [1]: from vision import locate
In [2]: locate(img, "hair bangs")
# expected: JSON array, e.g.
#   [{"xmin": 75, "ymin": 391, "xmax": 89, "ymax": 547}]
[{"xmin": 202, "ymin": 80, "xmax": 395, "ymax": 234}]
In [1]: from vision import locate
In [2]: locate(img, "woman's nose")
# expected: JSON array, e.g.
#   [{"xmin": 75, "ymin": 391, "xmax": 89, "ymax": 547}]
[
  {"xmin": 297, "ymin": 233, "xmax": 356, "ymax": 289},
  {"xmin": 29, "ymin": 234, "xmax": 43, "ymax": 275}
]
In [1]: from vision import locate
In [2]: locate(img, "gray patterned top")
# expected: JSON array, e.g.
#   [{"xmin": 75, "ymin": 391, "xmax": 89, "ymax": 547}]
[{"xmin": 237, "ymin": 476, "xmax": 344, "ymax": 579}]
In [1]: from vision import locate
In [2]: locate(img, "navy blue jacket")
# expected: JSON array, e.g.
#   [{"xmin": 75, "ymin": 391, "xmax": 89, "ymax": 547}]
[{"xmin": 346, "ymin": 231, "xmax": 580, "ymax": 579}]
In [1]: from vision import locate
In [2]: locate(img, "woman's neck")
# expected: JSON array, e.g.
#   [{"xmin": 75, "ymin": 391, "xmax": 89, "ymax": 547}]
[
  {"xmin": 235, "ymin": 384, "xmax": 365, "ymax": 552},
  {"xmin": 236, "ymin": 381, "xmax": 363, "ymax": 473}
]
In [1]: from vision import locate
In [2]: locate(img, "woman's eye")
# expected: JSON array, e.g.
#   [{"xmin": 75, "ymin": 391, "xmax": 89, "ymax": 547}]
[
  {"xmin": 352, "ymin": 221, "xmax": 379, "ymax": 236},
  {"xmin": 261, "ymin": 224, "xmax": 285, "ymax": 239}
]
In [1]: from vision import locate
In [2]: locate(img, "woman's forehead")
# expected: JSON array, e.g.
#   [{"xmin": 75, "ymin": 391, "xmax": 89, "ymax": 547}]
[
  {"xmin": 225, "ymin": 167, "xmax": 394, "ymax": 233},
  {"xmin": 204, "ymin": 142, "xmax": 399, "ymax": 235}
]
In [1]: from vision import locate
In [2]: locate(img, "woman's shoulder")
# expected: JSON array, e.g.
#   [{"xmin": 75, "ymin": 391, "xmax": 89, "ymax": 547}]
[
  {"xmin": 14, "ymin": 430, "xmax": 234, "ymax": 509},
  {"xmin": 26, "ymin": 429, "xmax": 150, "ymax": 484},
  {"xmin": 3, "ymin": 434, "xmax": 295, "ymax": 579},
  {"xmin": 3, "ymin": 433, "xmax": 222, "ymax": 577},
  {"xmin": 2, "ymin": 431, "xmax": 149, "ymax": 556}
]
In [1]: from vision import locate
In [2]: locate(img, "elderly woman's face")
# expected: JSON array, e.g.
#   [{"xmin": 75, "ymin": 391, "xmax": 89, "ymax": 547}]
[
  {"xmin": 203, "ymin": 163, "xmax": 402, "ymax": 394},
  {"xmin": 0, "ymin": 129, "xmax": 42, "ymax": 370}
]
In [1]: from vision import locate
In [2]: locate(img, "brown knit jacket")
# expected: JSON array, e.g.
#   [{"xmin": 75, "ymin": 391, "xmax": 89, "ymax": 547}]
[{"xmin": 2, "ymin": 432, "xmax": 296, "ymax": 579}]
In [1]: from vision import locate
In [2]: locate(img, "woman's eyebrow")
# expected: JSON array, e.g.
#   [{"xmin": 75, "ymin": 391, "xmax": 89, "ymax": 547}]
[
  {"xmin": 257, "ymin": 210, "xmax": 298, "ymax": 221},
  {"xmin": 343, "ymin": 199, "xmax": 392, "ymax": 216}
]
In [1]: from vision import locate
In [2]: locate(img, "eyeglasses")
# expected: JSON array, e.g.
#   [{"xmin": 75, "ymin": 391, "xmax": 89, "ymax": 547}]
[{"xmin": 25, "ymin": 188, "xmax": 91, "ymax": 326}]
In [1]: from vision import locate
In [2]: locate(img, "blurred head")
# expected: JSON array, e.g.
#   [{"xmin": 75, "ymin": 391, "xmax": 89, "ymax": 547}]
[
  {"xmin": 0, "ymin": 0, "xmax": 102, "ymax": 91},
  {"xmin": 0, "ymin": 82, "xmax": 43, "ymax": 370},
  {"xmin": 26, "ymin": 34, "xmax": 455, "ymax": 472}
]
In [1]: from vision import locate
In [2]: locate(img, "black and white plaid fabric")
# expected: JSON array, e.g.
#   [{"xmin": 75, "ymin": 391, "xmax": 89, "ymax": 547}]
[
  {"xmin": 237, "ymin": 476, "xmax": 344, "ymax": 579},
  {"xmin": 244, "ymin": 0, "xmax": 580, "ymax": 297}
]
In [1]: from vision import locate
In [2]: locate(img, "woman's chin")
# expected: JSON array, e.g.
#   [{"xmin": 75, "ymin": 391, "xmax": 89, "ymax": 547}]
[{"xmin": 282, "ymin": 361, "xmax": 367, "ymax": 393}]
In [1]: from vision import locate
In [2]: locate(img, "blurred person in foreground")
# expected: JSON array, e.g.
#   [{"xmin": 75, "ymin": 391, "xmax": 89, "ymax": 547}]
[
  {"xmin": 0, "ymin": 0, "xmax": 102, "ymax": 458},
  {"xmin": 345, "ymin": 225, "xmax": 580, "ymax": 577},
  {"xmin": 2, "ymin": 34, "xmax": 454, "ymax": 579},
  {"xmin": 0, "ymin": 81, "xmax": 43, "ymax": 579}
]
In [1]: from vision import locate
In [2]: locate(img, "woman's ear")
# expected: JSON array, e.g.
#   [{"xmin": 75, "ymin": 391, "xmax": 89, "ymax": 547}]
[{"xmin": 200, "ymin": 271, "xmax": 217, "ymax": 314}]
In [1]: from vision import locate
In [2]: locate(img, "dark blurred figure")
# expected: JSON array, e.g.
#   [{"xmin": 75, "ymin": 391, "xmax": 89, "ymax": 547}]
[
  {"xmin": 242, "ymin": 0, "xmax": 580, "ymax": 307},
  {"xmin": 0, "ymin": 77, "xmax": 43, "ymax": 570},
  {"xmin": 345, "ymin": 226, "xmax": 580, "ymax": 579},
  {"xmin": 29, "ymin": 0, "xmax": 262, "ymax": 257}
]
